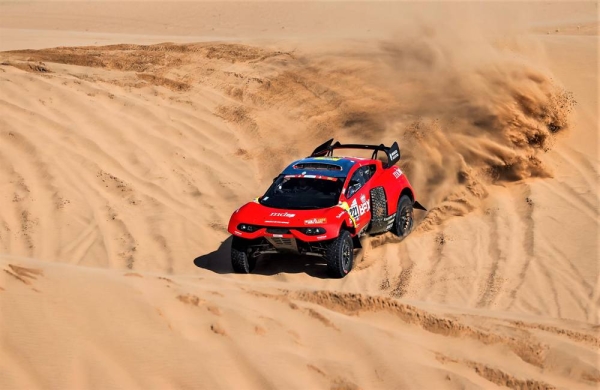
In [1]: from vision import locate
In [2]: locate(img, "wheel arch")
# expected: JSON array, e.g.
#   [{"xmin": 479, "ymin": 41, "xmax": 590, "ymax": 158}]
[
  {"xmin": 337, "ymin": 219, "xmax": 362, "ymax": 247},
  {"xmin": 400, "ymin": 187, "xmax": 414, "ymax": 203},
  {"xmin": 339, "ymin": 220, "xmax": 355, "ymax": 235}
]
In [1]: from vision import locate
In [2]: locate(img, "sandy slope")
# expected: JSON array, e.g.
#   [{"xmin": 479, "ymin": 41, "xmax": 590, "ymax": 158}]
[
  {"xmin": 0, "ymin": 2, "xmax": 598, "ymax": 389},
  {"xmin": 2, "ymin": 257, "xmax": 599, "ymax": 389}
]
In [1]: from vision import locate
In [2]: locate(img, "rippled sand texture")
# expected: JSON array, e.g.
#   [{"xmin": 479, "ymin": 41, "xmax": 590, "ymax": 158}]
[{"xmin": 0, "ymin": 2, "xmax": 598, "ymax": 389}]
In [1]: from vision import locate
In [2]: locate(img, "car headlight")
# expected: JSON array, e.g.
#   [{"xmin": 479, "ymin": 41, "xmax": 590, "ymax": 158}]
[
  {"xmin": 237, "ymin": 223, "xmax": 261, "ymax": 232},
  {"xmin": 299, "ymin": 227, "xmax": 326, "ymax": 235}
]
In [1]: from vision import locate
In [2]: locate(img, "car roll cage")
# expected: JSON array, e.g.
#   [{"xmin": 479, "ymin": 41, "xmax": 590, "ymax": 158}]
[{"xmin": 310, "ymin": 138, "xmax": 401, "ymax": 168}]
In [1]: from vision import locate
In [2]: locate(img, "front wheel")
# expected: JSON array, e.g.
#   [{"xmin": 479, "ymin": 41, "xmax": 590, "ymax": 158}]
[
  {"xmin": 393, "ymin": 195, "xmax": 414, "ymax": 237},
  {"xmin": 326, "ymin": 230, "xmax": 354, "ymax": 278},
  {"xmin": 231, "ymin": 236, "xmax": 257, "ymax": 274}
]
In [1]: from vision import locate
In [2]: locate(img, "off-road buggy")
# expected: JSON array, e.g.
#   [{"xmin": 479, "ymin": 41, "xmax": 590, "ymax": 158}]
[{"xmin": 227, "ymin": 139, "xmax": 425, "ymax": 277}]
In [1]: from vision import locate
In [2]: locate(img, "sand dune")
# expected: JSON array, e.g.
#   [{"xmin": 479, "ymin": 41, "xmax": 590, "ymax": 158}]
[
  {"xmin": 2, "ymin": 256, "xmax": 599, "ymax": 389},
  {"xmin": 0, "ymin": 2, "xmax": 598, "ymax": 389}
]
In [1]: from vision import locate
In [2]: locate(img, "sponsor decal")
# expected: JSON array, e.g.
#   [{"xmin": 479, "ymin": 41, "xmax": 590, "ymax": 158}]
[
  {"xmin": 234, "ymin": 231, "xmax": 242, "ymax": 236},
  {"xmin": 393, "ymin": 168, "xmax": 403, "ymax": 179},
  {"xmin": 349, "ymin": 194, "xmax": 371, "ymax": 221},
  {"xmin": 390, "ymin": 150, "xmax": 399, "ymax": 160},
  {"xmin": 316, "ymin": 235, "xmax": 327, "ymax": 240},
  {"xmin": 304, "ymin": 217, "xmax": 327, "ymax": 225},
  {"xmin": 273, "ymin": 234, "xmax": 283, "ymax": 238},
  {"xmin": 265, "ymin": 220, "xmax": 290, "ymax": 224},
  {"xmin": 336, "ymin": 210, "xmax": 346, "ymax": 219},
  {"xmin": 314, "ymin": 157, "xmax": 342, "ymax": 161},
  {"xmin": 359, "ymin": 200, "xmax": 370, "ymax": 215},
  {"xmin": 270, "ymin": 212, "xmax": 296, "ymax": 218}
]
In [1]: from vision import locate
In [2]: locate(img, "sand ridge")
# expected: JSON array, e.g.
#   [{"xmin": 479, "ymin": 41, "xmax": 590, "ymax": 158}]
[{"xmin": 0, "ymin": 2, "xmax": 598, "ymax": 389}]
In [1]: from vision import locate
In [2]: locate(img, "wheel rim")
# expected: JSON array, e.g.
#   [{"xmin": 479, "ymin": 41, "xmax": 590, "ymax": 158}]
[
  {"xmin": 399, "ymin": 205, "xmax": 413, "ymax": 233},
  {"xmin": 341, "ymin": 239, "xmax": 351, "ymax": 271}
]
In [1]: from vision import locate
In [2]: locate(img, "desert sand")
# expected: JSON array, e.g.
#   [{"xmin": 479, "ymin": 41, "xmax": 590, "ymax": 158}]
[{"xmin": 0, "ymin": 1, "xmax": 598, "ymax": 389}]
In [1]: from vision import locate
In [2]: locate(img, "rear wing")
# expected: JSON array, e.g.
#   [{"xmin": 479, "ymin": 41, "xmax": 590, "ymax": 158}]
[{"xmin": 310, "ymin": 139, "xmax": 401, "ymax": 168}]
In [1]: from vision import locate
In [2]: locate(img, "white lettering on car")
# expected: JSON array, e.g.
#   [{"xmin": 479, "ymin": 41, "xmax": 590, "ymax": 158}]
[
  {"xmin": 393, "ymin": 168, "xmax": 403, "ymax": 179},
  {"xmin": 270, "ymin": 212, "xmax": 296, "ymax": 218},
  {"xmin": 359, "ymin": 201, "xmax": 370, "ymax": 215},
  {"xmin": 349, "ymin": 199, "xmax": 360, "ymax": 221},
  {"xmin": 349, "ymin": 195, "xmax": 370, "ymax": 221},
  {"xmin": 265, "ymin": 220, "xmax": 290, "ymax": 224}
]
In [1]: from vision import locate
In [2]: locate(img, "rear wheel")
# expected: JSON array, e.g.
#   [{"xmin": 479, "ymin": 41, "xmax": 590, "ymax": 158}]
[
  {"xmin": 326, "ymin": 230, "xmax": 354, "ymax": 278},
  {"xmin": 393, "ymin": 195, "xmax": 414, "ymax": 237},
  {"xmin": 231, "ymin": 236, "xmax": 257, "ymax": 274}
]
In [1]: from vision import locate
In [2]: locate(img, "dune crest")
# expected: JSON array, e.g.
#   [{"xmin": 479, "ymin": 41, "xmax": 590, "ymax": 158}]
[{"xmin": 0, "ymin": 2, "xmax": 598, "ymax": 389}]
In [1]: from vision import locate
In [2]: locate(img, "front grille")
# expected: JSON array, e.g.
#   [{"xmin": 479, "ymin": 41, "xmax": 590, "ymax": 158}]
[{"xmin": 266, "ymin": 227, "xmax": 290, "ymax": 234}]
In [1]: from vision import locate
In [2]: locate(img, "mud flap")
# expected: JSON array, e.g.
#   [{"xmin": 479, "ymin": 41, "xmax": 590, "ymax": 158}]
[{"xmin": 413, "ymin": 201, "xmax": 427, "ymax": 211}]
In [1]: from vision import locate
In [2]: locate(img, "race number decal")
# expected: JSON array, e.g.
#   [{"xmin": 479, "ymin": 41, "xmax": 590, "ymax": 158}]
[
  {"xmin": 349, "ymin": 194, "xmax": 370, "ymax": 221},
  {"xmin": 349, "ymin": 200, "xmax": 360, "ymax": 221}
]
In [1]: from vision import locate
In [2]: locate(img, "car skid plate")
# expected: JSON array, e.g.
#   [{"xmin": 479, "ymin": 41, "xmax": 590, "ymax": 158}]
[{"xmin": 265, "ymin": 236, "xmax": 298, "ymax": 252}]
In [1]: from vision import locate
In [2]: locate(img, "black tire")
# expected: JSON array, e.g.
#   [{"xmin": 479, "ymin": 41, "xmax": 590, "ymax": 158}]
[
  {"xmin": 326, "ymin": 230, "xmax": 354, "ymax": 278},
  {"xmin": 231, "ymin": 236, "xmax": 257, "ymax": 274},
  {"xmin": 393, "ymin": 195, "xmax": 414, "ymax": 237}
]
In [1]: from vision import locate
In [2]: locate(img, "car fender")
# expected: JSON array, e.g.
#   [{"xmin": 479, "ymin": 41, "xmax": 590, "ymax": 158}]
[
  {"xmin": 384, "ymin": 167, "xmax": 415, "ymax": 215},
  {"xmin": 332, "ymin": 203, "xmax": 360, "ymax": 238}
]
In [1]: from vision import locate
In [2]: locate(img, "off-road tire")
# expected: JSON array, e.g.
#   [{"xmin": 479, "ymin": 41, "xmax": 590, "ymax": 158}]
[
  {"xmin": 393, "ymin": 195, "xmax": 414, "ymax": 237},
  {"xmin": 231, "ymin": 236, "xmax": 257, "ymax": 274},
  {"xmin": 326, "ymin": 230, "xmax": 354, "ymax": 278}
]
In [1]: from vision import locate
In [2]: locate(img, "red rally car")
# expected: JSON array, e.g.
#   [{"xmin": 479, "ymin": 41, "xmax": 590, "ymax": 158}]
[{"xmin": 227, "ymin": 139, "xmax": 426, "ymax": 278}]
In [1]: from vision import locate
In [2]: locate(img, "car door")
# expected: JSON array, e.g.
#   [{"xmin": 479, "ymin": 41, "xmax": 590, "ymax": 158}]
[{"xmin": 345, "ymin": 164, "xmax": 376, "ymax": 232}]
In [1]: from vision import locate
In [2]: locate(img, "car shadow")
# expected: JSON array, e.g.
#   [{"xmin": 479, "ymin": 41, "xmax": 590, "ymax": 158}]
[
  {"xmin": 193, "ymin": 236, "xmax": 235, "ymax": 274},
  {"xmin": 193, "ymin": 237, "xmax": 329, "ymax": 278},
  {"xmin": 253, "ymin": 253, "xmax": 329, "ymax": 278}
]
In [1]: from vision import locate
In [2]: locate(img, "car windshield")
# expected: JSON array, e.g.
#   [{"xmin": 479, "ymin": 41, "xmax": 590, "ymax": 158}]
[{"xmin": 260, "ymin": 175, "xmax": 345, "ymax": 210}]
